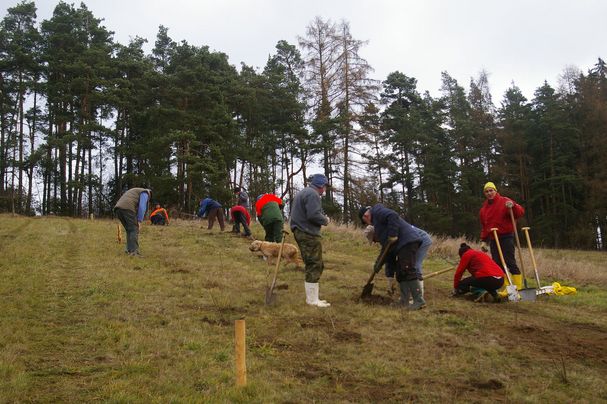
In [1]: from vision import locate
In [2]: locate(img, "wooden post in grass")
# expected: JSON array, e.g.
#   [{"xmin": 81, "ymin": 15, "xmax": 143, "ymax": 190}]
[
  {"xmin": 117, "ymin": 224, "xmax": 122, "ymax": 243},
  {"xmin": 235, "ymin": 319, "xmax": 247, "ymax": 386}
]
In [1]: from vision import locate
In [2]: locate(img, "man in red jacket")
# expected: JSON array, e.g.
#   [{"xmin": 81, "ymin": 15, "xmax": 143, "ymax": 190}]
[
  {"xmin": 453, "ymin": 243, "xmax": 504, "ymax": 301},
  {"xmin": 479, "ymin": 182, "xmax": 525, "ymax": 289}
]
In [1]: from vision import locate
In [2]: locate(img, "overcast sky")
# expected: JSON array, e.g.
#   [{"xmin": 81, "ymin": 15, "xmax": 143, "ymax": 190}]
[{"xmin": 3, "ymin": 0, "xmax": 606, "ymax": 104}]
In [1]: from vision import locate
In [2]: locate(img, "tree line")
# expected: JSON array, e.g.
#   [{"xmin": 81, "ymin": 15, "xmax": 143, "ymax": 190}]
[{"xmin": 1, "ymin": 2, "xmax": 605, "ymax": 249}]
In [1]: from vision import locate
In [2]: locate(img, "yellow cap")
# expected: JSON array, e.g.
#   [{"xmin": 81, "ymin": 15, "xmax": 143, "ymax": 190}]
[{"xmin": 483, "ymin": 182, "xmax": 497, "ymax": 192}]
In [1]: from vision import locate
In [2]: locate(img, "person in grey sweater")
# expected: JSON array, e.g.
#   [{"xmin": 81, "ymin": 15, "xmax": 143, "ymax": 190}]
[
  {"xmin": 114, "ymin": 187, "xmax": 151, "ymax": 257},
  {"xmin": 290, "ymin": 174, "xmax": 331, "ymax": 307}
]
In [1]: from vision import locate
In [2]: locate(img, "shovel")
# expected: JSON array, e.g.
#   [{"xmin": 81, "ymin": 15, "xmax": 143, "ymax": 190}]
[
  {"xmin": 264, "ymin": 230, "xmax": 289, "ymax": 305},
  {"xmin": 491, "ymin": 228, "xmax": 520, "ymax": 302},
  {"xmin": 522, "ymin": 227, "xmax": 554, "ymax": 296},
  {"xmin": 361, "ymin": 239, "xmax": 396, "ymax": 299},
  {"xmin": 508, "ymin": 207, "xmax": 536, "ymax": 301},
  {"xmin": 423, "ymin": 266, "xmax": 455, "ymax": 280}
]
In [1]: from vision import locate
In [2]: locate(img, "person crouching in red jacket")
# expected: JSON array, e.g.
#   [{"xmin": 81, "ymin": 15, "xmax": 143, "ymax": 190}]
[
  {"xmin": 453, "ymin": 243, "xmax": 504, "ymax": 301},
  {"xmin": 229, "ymin": 205, "xmax": 252, "ymax": 238}
]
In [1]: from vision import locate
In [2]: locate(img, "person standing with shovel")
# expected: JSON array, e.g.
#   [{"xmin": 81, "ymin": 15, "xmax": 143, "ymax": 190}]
[
  {"xmin": 290, "ymin": 174, "xmax": 331, "ymax": 308},
  {"xmin": 479, "ymin": 182, "xmax": 525, "ymax": 291},
  {"xmin": 359, "ymin": 204, "xmax": 425, "ymax": 310}
]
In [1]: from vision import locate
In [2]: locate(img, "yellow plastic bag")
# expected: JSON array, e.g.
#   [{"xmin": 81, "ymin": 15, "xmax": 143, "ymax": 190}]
[{"xmin": 552, "ymin": 282, "xmax": 577, "ymax": 295}]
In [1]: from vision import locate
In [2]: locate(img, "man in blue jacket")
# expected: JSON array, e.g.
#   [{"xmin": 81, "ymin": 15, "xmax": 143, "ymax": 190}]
[
  {"xmin": 359, "ymin": 204, "xmax": 425, "ymax": 309},
  {"xmin": 198, "ymin": 197, "xmax": 225, "ymax": 231},
  {"xmin": 290, "ymin": 174, "xmax": 331, "ymax": 307}
]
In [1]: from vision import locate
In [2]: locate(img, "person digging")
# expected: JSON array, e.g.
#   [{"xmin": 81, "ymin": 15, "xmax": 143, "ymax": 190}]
[{"xmin": 359, "ymin": 204, "xmax": 425, "ymax": 310}]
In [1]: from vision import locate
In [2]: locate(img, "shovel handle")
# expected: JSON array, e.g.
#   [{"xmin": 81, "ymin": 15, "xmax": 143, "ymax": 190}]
[
  {"xmin": 508, "ymin": 206, "xmax": 527, "ymax": 285},
  {"xmin": 423, "ymin": 266, "xmax": 455, "ymax": 280},
  {"xmin": 269, "ymin": 230, "xmax": 290, "ymax": 291},
  {"xmin": 521, "ymin": 227, "xmax": 542, "ymax": 288},
  {"xmin": 490, "ymin": 228, "xmax": 514, "ymax": 285},
  {"xmin": 365, "ymin": 239, "xmax": 395, "ymax": 285}
]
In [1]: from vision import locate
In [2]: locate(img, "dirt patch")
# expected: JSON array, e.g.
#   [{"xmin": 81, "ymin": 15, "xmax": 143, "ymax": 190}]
[
  {"xmin": 274, "ymin": 283, "xmax": 289, "ymax": 290},
  {"xmin": 202, "ymin": 281, "xmax": 220, "ymax": 288},
  {"xmin": 200, "ymin": 316, "xmax": 230, "ymax": 326},
  {"xmin": 299, "ymin": 318, "xmax": 333, "ymax": 328},
  {"xmin": 169, "ymin": 268, "xmax": 190, "ymax": 274},
  {"xmin": 362, "ymin": 294, "xmax": 394, "ymax": 305},
  {"xmin": 435, "ymin": 309, "xmax": 458, "ymax": 315},
  {"xmin": 356, "ymin": 293, "xmax": 394, "ymax": 305},
  {"xmin": 333, "ymin": 330, "xmax": 362, "ymax": 343},
  {"xmin": 470, "ymin": 379, "xmax": 504, "ymax": 390},
  {"xmin": 494, "ymin": 319, "xmax": 607, "ymax": 367},
  {"xmin": 295, "ymin": 364, "xmax": 332, "ymax": 380}
]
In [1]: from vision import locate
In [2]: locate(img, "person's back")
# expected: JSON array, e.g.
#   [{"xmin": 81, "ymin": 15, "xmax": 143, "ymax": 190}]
[
  {"xmin": 261, "ymin": 201, "xmax": 282, "ymax": 224},
  {"xmin": 290, "ymin": 174, "xmax": 331, "ymax": 308},
  {"xmin": 290, "ymin": 186, "xmax": 327, "ymax": 236},
  {"xmin": 115, "ymin": 187, "xmax": 149, "ymax": 213}
]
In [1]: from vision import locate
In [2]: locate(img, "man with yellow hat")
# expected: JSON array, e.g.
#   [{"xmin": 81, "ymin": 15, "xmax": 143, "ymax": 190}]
[{"xmin": 479, "ymin": 182, "xmax": 525, "ymax": 290}]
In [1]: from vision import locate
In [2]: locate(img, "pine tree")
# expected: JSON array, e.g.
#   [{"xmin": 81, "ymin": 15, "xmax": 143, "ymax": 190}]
[{"xmin": 0, "ymin": 1, "xmax": 41, "ymax": 213}]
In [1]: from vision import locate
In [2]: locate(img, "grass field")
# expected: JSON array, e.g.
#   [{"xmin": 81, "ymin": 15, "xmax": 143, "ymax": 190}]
[{"xmin": 0, "ymin": 214, "xmax": 606, "ymax": 402}]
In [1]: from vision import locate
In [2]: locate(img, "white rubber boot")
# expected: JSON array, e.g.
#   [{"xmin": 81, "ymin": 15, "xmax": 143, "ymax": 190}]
[{"xmin": 305, "ymin": 282, "xmax": 331, "ymax": 307}]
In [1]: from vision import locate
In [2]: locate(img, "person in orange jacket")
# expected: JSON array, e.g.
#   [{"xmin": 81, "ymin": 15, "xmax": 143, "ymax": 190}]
[
  {"xmin": 479, "ymin": 182, "xmax": 525, "ymax": 289},
  {"xmin": 150, "ymin": 204, "xmax": 169, "ymax": 225}
]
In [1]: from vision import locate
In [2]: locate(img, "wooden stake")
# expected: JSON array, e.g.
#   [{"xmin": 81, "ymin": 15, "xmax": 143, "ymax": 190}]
[
  {"xmin": 235, "ymin": 319, "xmax": 246, "ymax": 387},
  {"xmin": 117, "ymin": 223, "xmax": 122, "ymax": 243}
]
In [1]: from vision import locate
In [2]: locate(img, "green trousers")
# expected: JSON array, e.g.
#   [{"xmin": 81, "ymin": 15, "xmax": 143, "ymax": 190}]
[
  {"xmin": 293, "ymin": 228, "xmax": 324, "ymax": 283},
  {"xmin": 263, "ymin": 220, "xmax": 284, "ymax": 243}
]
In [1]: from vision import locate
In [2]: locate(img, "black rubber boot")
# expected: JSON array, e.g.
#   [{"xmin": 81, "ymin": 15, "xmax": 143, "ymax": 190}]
[
  {"xmin": 398, "ymin": 281, "xmax": 411, "ymax": 308},
  {"xmin": 408, "ymin": 280, "xmax": 426, "ymax": 310}
]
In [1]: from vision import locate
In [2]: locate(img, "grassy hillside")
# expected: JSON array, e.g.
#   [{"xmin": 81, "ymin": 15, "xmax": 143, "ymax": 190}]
[{"xmin": 0, "ymin": 215, "xmax": 606, "ymax": 402}]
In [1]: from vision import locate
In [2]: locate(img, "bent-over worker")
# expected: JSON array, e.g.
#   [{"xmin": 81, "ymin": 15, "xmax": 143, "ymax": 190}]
[
  {"xmin": 359, "ymin": 204, "xmax": 425, "ymax": 310},
  {"xmin": 114, "ymin": 187, "xmax": 151, "ymax": 257}
]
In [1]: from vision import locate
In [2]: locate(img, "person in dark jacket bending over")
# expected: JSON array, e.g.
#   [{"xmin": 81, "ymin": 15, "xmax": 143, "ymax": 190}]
[
  {"xmin": 114, "ymin": 187, "xmax": 151, "ymax": 257},
  {"xmin": 256, "ymin": 193, "xmax": 284, "ymax": 242},
  {"xmin": 359, "ymin": 204, "xmax": 425, "ymax": 309},
  {"xmin": 453, "ymin": 243, "xmax": 505, "ymax": 301},
  {"xmin": 234, "ymin": 187, "xmax": 249, "ymax": 209},
  {"xmin": 198, "ymin": 197, "xmax": 225, "ymax": 231},
  {"xmin": 479, "ymin": 182, "xmax": 525, "ymax": 290},
  {"xmin": 290, "ymin": 174, "xmax": 331, "ymax": 308}
]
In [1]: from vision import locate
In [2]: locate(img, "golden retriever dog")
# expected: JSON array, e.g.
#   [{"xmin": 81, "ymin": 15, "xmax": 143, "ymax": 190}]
[{"xmin": 249, "ymin": 240, "xmax": 303, "ymax": 267}]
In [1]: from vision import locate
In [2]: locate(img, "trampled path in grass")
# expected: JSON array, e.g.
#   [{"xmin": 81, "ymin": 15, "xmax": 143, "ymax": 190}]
[{"xmin": 0, "ymin": 215, "xmax": 606, "ymax": 402}]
